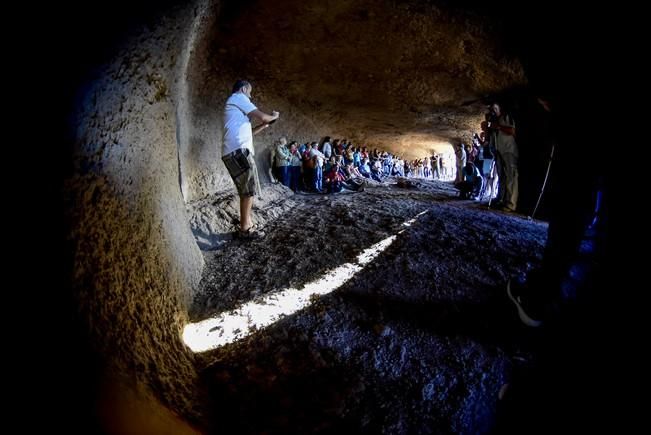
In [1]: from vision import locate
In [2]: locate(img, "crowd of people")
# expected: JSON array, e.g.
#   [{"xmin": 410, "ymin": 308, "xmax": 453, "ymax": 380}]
[
  {"xmin": 266, "ymin": 102, "xmax": 521, "ymax": 211},
  {"xmin": 452, "ymin": 102, "xmax": 520, "ymax": 210},
  {"xmin": 270, "ymin": 136, "xmax": 464, "ymax": 194}
]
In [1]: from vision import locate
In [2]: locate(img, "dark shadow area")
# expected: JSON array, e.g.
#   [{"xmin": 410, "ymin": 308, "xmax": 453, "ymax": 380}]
[
  {"xmin": 199, "ymin": 291, "xmax": 508, "ymax": 434},
  {"xmin": 339, "ymin": 291, "xmax": 543, "ymax": 354},
  {"xmin": 202, "ymin": 341, "xmax": 366, "ymax": 434},
  {"xmin": 476, "ymin": 3, "xmax": 615, "ymax": 432}
]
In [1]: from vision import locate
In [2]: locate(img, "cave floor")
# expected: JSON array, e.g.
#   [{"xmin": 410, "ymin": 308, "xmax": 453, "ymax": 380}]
[{"xmin": 190, "ymin": 178, "xmax": 549, "ymax": 434}]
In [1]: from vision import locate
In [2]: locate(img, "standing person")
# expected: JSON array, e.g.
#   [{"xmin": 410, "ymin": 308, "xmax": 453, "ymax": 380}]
[
  {"xmin": 274, "ymin": 136, "xmax": 291, "ymax": 187},
  {"xmin": 309, "ymin": 141, "xmax": 326, "ymax": 192},
  {"xmin": 268, "ymin": 140, "xmax": 278, "ymax": 184},
  {"xmin": 497, "ymin": 92, "xmax": 609, "ymax": 435},
  {"xmin": 489, "ymin": 102, "xmax": 519, "ymax": 212},
  {"xmin": 221, "ymin": 80, "xmax": 279, "ymax": 238},
  {"xmin": 289, "ymin": 141, "xmax": 302, "ymax": 192},
  {"xmin": 321, "ymin": 136, "xmax": 333, "ymax": 159},
  {"xmin": 455, "ymin": 143, "xmax": 467, "ymax": 183},
  {"xmin": 472, "ymin": 133, "xmax": 483, "ymax": 175},
  {"xmin": 507, "ymin": 95, "xmax": 605, "ymax": 327}
]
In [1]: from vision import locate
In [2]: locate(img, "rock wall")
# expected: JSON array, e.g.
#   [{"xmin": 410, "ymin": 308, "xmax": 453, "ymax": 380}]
[{"xmin": 66, "ymin": 0, "xmax": 212, "ymax": 424}]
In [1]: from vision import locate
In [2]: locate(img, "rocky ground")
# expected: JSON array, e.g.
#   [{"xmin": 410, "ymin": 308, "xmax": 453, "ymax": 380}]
[{"xmin": 186, "ymin": 178, "xmax": 548, "ymax": 434}]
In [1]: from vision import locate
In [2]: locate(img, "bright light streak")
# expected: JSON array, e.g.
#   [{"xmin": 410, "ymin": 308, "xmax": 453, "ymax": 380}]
[
  {"xmin": 183, "ymin": 211, "xmax": 428, "ymax": 352},
  {"xmin": 402, "ymin": 210, "xmax": 428, "ymax": 227}
]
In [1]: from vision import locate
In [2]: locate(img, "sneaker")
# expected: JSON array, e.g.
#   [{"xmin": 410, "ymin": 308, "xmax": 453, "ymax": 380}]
[
  {"xmin": 507, "ymin": 279, "xmax": 544, "ymax": 327},
  {"xmin": 237, "ymin": 224, "xmax": 265, "ymax": 240}
]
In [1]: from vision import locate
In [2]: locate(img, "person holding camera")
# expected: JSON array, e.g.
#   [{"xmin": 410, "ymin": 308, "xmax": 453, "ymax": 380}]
[
  {"xmin": 222, "ymin": 80, "xmax": 279, "ymax": 239},
  {"xmin": 488, "ymin": 102, "xmax": 519, "ymax": 212}
]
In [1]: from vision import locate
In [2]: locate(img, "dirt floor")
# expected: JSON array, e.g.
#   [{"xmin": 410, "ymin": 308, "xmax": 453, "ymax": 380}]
[{"xmin": 189, "ymin": 178, "xmax": 548, "ymax": 434}]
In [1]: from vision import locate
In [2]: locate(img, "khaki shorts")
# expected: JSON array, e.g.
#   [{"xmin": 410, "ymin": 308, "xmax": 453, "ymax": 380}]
[{"xmin": 222, "ymin": 148, "xmax": 259, "ymax": 197}]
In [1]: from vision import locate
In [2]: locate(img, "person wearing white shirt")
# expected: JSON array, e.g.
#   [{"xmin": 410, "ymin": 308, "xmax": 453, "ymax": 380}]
[
  {"xmin": 222, "ymin": 80, "xmax": 279, "ymax": 238},
  {"xmin": 309, "ymin": 145, "xmax": 326, "ymax": 192}
]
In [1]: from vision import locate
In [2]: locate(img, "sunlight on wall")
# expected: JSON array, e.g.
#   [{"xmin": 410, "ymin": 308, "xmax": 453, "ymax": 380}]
[{"xmin": 182, "ymin": 210, "xmax": 429, "ymax": 352}]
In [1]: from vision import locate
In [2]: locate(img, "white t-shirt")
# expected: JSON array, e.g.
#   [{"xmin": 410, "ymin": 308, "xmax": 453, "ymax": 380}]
[
  {"xmin": 223, "ymin": 92, "xmax": 257, "ymax": 156},
  {"xmin": 322, "ymin": 142, "xmax": 332, "ymax": 158},
  {"xmin": 309, "ymin": 147, "xmax": 325, "ymax": 167}
]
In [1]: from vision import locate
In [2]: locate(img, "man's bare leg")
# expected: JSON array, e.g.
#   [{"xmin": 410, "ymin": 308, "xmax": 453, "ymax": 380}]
[{"xmin": 240, "ymin": 196, "xmax": 254, "ymax": 231}]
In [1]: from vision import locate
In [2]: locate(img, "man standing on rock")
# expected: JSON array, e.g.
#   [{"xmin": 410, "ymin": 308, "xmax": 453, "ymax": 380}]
[{"xmin": 222, "ymin": 80, "xmax": 279, "ymax": 238}]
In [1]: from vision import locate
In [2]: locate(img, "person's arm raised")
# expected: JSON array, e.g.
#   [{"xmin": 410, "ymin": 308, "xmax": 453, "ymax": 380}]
[
  {"xmin": 249, "ymin": 109, "xmax": 279, "ymax": 135},
  {"xmin": 249, "ymin": 109, "xmax": 279, "ymax": 124}
]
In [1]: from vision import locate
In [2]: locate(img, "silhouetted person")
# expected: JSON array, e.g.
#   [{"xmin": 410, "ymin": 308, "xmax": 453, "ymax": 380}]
[
  {"xmin": 507, "ymin": 96, "xmax": 606, "ymax": 327},
  {"xmin": 489, "ymin": 102, "xmax": 519, "ymax": 212},
  {"xmin": 498, "ymin": 91, "xmax": 609, "ymax": 435}
]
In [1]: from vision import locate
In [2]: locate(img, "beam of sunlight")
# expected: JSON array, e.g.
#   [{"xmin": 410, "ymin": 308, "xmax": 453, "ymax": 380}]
[
  {"xmin": 402, "ymin": 210, "xmax": 428, "ymax": 227},
  {"xmin": 183, "ymin": 210, "xmax": 429, "ymax": 352}
]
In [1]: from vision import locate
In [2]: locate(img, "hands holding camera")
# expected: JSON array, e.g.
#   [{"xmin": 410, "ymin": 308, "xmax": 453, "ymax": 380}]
[{"xmin": 260, "ymin": 111, "xmax": 280, "ymax": 131}]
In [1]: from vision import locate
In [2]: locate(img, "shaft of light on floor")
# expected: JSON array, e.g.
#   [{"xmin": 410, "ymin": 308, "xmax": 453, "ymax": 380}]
[{"xmin": 183, "ymin": 210, "xmax": 429, "ymax": 352}]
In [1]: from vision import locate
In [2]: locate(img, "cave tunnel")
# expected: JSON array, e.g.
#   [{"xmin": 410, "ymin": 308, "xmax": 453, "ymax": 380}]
[{"xmin": 39, "ymin": 0, "xmax": 613, "ymax": 433}]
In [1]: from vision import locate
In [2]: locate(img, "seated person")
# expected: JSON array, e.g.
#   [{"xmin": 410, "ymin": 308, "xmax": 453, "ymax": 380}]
[
  {"xmin": 455, "ymin": 162, "xmax": 483, "ymax": 199},
  {"xmin": 324, "ymin": 156, "xmax": 337, "ymax": 173},
  {"xmin": 324, "ymin": 163, "xmax": 345, "ymax": 193},
  {"xmin": 344, "ymin": 162, "xmax": 363, "ymax": 179},
  {"xmin": 325, "ymin": 163, "xmax": 366, "ymax": 192},
  {"xmin": 370, "ymin": 159, "xmax": 384, "ymax": 182},
  {"xmin": 358, "ymin": 158, "xmax": 372, "ymax": 178}
]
